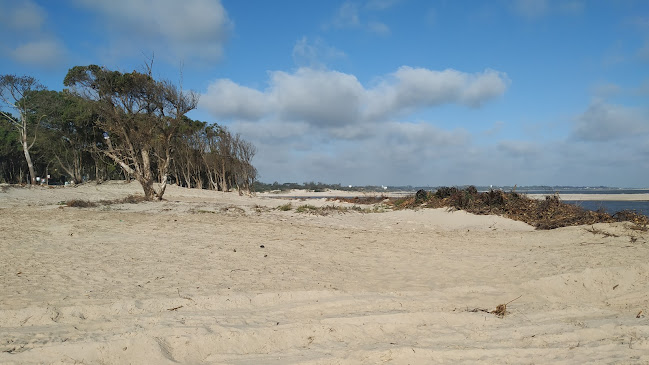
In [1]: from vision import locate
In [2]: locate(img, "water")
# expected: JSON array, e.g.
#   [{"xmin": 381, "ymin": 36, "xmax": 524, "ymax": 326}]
[
  {"xmin": 268, "ymin": 190, "xmax": 649, "ymax": 217},
  {"xmin": 515, "ymin": 189, "xmax": 649, "ymax": 195},
  {"xmin": 565, "ymin": 201, "xmax": 649, "ymax": 216}
]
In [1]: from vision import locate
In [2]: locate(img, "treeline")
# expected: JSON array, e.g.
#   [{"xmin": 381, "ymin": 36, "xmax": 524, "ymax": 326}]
[
  {"xmin": 0, "ymin": 67, "xmax": 256, "ymax": 200},
  {"xmin": 253, "ymin": 181, "xmax": 388, "ymax": 192}
]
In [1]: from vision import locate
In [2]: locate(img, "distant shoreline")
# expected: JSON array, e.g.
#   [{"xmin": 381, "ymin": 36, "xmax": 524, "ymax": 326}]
[{"xmin": 260, "ymin": 189, "xmax": 649, "ymax": 202}]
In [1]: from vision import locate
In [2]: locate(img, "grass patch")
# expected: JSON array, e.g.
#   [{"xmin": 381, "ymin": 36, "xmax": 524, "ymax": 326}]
[
  {"xmin": 293, "ymin": 203, "xmax": 385, "ymax": 215},
  {"xmin": 277, "ymin": 203, "xmax": 293, "ymax": 211},
  {"xmin": 65, "ymin": 199, "xmax": 98, "ymax": 208},
  {"xmin": 254, "ymin": 204, "xmax": 271, "ymax": 213},
  {"xmin": 296, "ymin": 204, "xmax": 319, "ymax": 214},
  {"xmin": 221, "ymin": 205, "xmax": 246, "ymax": 214},
  {"xmin": 331, "ymin": 195, "xmax": 388, "ymax": 205},
  {"xmin": 64, "ymin": 194, "xmax": 146, "ymax": 208}
]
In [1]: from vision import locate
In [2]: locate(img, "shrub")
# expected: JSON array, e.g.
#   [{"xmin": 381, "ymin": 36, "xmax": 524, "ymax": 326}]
[{"xmin": 277, "ymin": 203, "xmax": 293, "ymax": 211}]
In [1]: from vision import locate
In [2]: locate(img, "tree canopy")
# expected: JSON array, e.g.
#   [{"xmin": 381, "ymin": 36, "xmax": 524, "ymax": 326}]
[{"xmin": 0, "ymin": 67, "xmax": 257, "ymax": 200}]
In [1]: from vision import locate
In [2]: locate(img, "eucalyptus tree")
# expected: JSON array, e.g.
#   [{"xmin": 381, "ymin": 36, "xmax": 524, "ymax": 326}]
[
  {"xmin": 64, "ymin": 65, "xmax": 199, "ymax": 200},
  {"xmin": 0, "ymin": 75, "xmax": 47, "ymax": 185},
  {"xmin": 0, "ymin": 113, "xmax": 24, "ymax": 183},
  {"xmin": 25, "ymin": 89, "xmax": 106, "ymax": 184}
]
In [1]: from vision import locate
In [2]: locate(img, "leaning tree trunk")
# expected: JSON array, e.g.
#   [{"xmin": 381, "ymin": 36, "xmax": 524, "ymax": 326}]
[{"xmin": 21, "ymin": 133, "xmax": 36, "ymax": 185}]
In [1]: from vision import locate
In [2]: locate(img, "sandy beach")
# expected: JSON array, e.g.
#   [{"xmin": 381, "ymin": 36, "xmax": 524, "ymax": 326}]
[{"xmin": 1, "ymin": 182, "xmax": 648, "ymax": 364}]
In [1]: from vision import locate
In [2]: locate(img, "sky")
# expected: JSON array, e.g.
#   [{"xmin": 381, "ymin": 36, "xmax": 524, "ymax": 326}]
[{"xmin": 1, "ymin": 0, "xmax": 648, "ymax": 187}]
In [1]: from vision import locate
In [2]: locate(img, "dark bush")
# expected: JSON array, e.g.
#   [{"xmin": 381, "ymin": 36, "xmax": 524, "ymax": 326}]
[
  {"xmin": 415, "ymin": 189, "xmax": 430, "ymax": 203},
  {"xmin": 434, "ymin": 186, "xmax": 459, "ymax": 199}
]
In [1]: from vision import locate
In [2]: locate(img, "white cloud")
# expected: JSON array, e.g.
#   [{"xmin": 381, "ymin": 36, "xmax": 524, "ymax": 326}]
[
  {"xmin": 11, "ymin": 39, "xmax": 68, "ymax": 68},
  {"xmin": 201, "ymin": 79, "xmax": 269, "ymax": 121},
  {"xmin": 332, "ymin": 2, "xmax": 361, "ymax": 28},
  {"xmin": 365, "ymin": 67, "xmax": 509, "ymax": 120},
  {"xmin": 0, "ymin": 0, "xmax": 70, "ymax": 69},
  {"xmin": 0, "ymin": 0, "xmax": 46, "ymax": 31},
  {"xmin": 201, "ymin": 66, "xmax": 509, "ymax": 185},
  {"xmin": 573, "ymin": 100, "xmax": 649, "ymax": 141},
  {"xmin": 73, "ymin": 0, "xmax": 231, "ymax": 63},
  {"xmin": 201, "ymin": 66, "xmax": 510, "ymax": 129},
  {"xmin": 270, "ymin": 68, "xmax": 365, "ymax": 127},
  {"xmin": 292, "ymin": 37, "xmax": 346, "ymax": 68}
]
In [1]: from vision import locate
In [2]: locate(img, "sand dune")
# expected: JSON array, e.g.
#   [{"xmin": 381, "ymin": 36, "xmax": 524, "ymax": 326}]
[{"xmin": 1, "ymin": 182, "xmax": 648, "ymax": 364}]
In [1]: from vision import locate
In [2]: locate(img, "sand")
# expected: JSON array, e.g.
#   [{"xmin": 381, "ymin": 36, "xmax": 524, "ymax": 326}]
[{"xmin": 1, "ymin": 182, "xmax": 648, "ymax": 364}]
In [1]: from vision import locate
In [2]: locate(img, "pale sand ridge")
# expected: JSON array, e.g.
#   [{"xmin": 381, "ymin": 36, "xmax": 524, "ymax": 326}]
[{"xmin": 1, "ymin": 182, "xmax": 648, "ymax": 364}]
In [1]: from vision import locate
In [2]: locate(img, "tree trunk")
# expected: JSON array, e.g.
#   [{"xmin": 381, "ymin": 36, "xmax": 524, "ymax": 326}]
[
  {"xmin": 22, "ymin": 134, "xmax": 36, "ymax": 185},
  {"xmin": 220, "ymin": 161, "xmax": 227, "ymax": 192}
]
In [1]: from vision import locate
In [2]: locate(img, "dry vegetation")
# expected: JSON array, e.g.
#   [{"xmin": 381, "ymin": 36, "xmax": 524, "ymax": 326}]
[
  {"xmin": 63, "ymin": 195, "xmax": 146, "ymax": 208},
  {"xmin": 340, "ymin": 187, "xmax": 649, "ymax": 230}
]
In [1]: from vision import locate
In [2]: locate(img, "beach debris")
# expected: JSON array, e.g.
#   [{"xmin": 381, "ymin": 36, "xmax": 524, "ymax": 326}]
[
  {"xmin": 340, "ymin": 186, "xmax": 649, "ymax": 230},
  {"xmin": 415, "ymin": 189, "xmax": 430, "ymax": 203},
  {"xmin": 492, "ymin": 295, "xmax": 522, "ymax": 318},
  {"xmin": 585, "ymin": 226, "xmax": 620, "ymax": 237},
  {"xmin": 637, "ymin": 310, "xmax": 644, "ymax": 318},
  {"xmin": 167, "ymin": 305, "xmax": 183, "ymax": 311}
]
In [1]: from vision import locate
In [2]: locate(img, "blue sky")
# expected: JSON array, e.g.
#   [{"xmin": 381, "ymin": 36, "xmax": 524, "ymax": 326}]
[{"xmin": 1, "ymin": 0, "xmax": 648, "ymax": 187}]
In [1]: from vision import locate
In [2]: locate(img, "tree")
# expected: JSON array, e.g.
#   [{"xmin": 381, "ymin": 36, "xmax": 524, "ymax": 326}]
[
  {"xmin": 25, "ymin": 89, "xmax": 105, "ymax": 184},
  {"xmin": 0, "ymin": 113, "xmax": 24, "ymax": 183},
  {"xmin": 64, "ymin": 65, "xmax": 199, "ymax": 200},
  {"xmin": 0, "ymin": 75, "xmax": 46, "ymax": 185}
]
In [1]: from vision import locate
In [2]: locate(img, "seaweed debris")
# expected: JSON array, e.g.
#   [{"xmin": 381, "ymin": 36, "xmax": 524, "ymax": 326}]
[{"xmin": 341, "ymin": 186, "xmax": 649, "ymax": 230}]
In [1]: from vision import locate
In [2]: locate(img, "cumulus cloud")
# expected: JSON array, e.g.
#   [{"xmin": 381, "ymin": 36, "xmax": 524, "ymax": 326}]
[
  {"xmin": 0, "ymin": 0, "xmax": 70, "ymax": 69},
  {"xmin": 573, "ymin": 100, "xmax": 649, "ymax": 141},
  {"xmin": 270, "ymin": 68, "xmax": 365, "ymax": 127},
  {"xmin": 365, "ymin": 67, "xmax": 510, "ymax": 119},
  {"xmin": 200, "ymin": 66, "xmax": 509, "ymax": 129},
  {"xmin": 0, "ymin": 0, "xmax": 46, "ymax": 31},
  {"xmin": 202, "ymin": 79, "xmax": 269, "ymax": 120},
  {"xmin": 200, "ymin": 65, "xmax": 511, "ymax": 185},
  {"xmin": 73, "ymin": 0, "xmax": 231, "ymax": 63},
  {"xmin": 10, "ymin": 39, "xmax": 68, "ymax": 68}
]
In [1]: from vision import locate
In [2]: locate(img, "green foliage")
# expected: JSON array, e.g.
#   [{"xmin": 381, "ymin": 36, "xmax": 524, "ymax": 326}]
[
  {"xmin": 0, "ymin": 114, "xmax": 23, "ymax": 183},
  {"xmin": 1, "ymin": 68, "xmax": 259, "ymax": 192},
  {"xmin": 295, "ymin": 204, "xmax": 318, "ymax": 213},
  {"xmin": 277, "ymin": 203, "xmax": 293, "ymax": 211}
]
